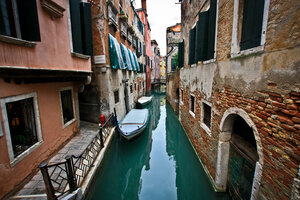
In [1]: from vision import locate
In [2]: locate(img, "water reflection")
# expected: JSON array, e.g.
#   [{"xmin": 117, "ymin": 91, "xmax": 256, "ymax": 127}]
[{"xmin": 86, "ymin": 94, "xmax": 228, "ymax": 200}]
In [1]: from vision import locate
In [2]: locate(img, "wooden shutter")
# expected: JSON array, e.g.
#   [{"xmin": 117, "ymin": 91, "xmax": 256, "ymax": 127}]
[
  {"xmin": 80, "ymin": 2, "xmax": 93, "ymax": 56},
  {"xmin": 196, "ymin": 11, "xmax": 209, "ymax": 61},
  {"xmin": 207, "ymin": 0, "xmax": 217, "ymax": 60},
  {"xmin": 188, "ymin": 27, "xmax": 196, "ymax": 65},
  {"xmin": 17, "ymin": 0, "xmax": 41, "ymax": 41},
  {"xmin": 240, "ymin": 0, "xmax": 265, "ymax": 50},
  {"xmin": 178, "ymin": 40, "xmax": 185, "ymax": 68},
  {"xmin": 69, "ymin": 0, "xmax": 83, "ymax": 54}
]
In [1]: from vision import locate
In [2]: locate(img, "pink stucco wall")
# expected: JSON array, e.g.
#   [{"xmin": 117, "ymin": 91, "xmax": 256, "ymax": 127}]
[
  {"xmin": 0, "ymin": 80, "xmax": 80, "ymax": 198},
  {"xmin": 0, "ymin": 0, "xmax": 91, "ymax": 72}
]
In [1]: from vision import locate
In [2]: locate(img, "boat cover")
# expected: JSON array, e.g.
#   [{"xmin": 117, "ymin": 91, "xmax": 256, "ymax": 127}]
[{"xmin": 119, "ymin": 109, "xmax": 148, "ymax": 133}]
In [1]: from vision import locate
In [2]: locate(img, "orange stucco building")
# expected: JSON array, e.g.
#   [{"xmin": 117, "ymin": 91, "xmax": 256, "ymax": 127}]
[{"xmin": 0, "ymin": 0, "xmax": 91, "ymax": 198}]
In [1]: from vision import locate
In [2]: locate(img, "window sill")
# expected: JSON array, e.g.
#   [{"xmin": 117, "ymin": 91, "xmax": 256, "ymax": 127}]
[
  {"xmin": 203, "ymin": 58, "xmax": 216, "ymax": 64},
  {"xmin": 71, "ymin": 52, "xmax": 90, "ymax": 60},
  {"xmin": 200, "ymin": 122, "xmax": 211, "ymax": 136},
  {"xmin": 10, "ymin": 140, "xmax": 43, "ymax": 167},
  {"xmin": 231, "ymin": 45, "xmax": 264, "ymax": 59},
  {"xmin": 0, "ymin": 35, "xmax": 36, "ymax": 48},
  {"xmin": 191, "ymin": 63, "xmax": 197, "ymax": 68},
  {"xmin": 189, "ymin": 110, "xmax": 195, "ymax": 118},
  {"xmin": 63, "ymin": 118, "xmax": 76, "ymax": 129}
]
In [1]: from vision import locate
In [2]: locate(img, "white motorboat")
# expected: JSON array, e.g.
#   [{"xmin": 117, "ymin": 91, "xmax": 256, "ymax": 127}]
[
  {"xmin": 137, "ymin": 96, "xmax": 153, "ymax": 106},
  {"xmin": 117, "ymin": 109, "xmax": 149, "ymax": 140}
]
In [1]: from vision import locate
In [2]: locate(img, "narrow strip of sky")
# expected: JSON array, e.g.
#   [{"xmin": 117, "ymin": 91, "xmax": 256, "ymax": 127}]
[{"xmin": 134, "ymin": 0, "xmax": 181, "ymax": 56}]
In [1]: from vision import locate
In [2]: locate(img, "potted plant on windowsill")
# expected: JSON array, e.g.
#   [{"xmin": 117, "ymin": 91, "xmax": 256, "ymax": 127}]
[{"xmin": 119, "ymin": 10, "xmax": 128, "ymax": 21}]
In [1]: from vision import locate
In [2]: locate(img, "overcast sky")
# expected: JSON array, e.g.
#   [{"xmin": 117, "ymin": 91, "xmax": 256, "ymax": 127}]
[{"xmin": 134, "ymin": 0, "xmax": 181, "ymax": 56}]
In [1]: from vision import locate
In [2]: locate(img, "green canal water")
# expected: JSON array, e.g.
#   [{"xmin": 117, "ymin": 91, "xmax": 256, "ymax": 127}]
[{"xmin": 86, "ymin": 94, "xmax": 229, "ymax": 200}]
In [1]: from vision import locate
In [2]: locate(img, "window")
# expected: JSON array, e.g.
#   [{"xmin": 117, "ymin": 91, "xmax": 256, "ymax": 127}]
[
  {"xmin": 1, "ymin": 92, "xmax": 42, "ymax": 164},
  {"xmin": 231, "ymin": 0, "xmax": 269, "ymax": 56},
  {"xmin": 135, "ymin": 83, "xmax": 137, "ymax": 91},
  {"xmin": 143, "ymin": 81, "xmax": 145, "ymax": 88},
  {"xmin": 0, "ymin": 0, "xmax": 41, "ymax": 41},
  {"xmin": 60, "ymin": 88, "xmax": 75, "ymax": 126},
  {"xmin": 114, "ymin": 90, "xmax": 119, "ymax": 104},
  {"xmin": 190, "ymin": 94, "xmax": 195, "ymax": 117},
  {"xmin": 69, "ymin": 0, "xmax": 93, "ymax": 56},
  {"xmin": 178, "ymin": 40, "xmax": 185, "ymax": 68},
  {"xmin": 130, "ymin": 85, "xmax": 133, "ymax": 93},
  {"xmin": 180, "ymin": 89, "xmax": 184, "ymax": 103},
  {"xmin": 188, "ymin": 26, "xmax": 196, "ymax": 65},
  {"xmin": 189, "ymin": 0, "xmax": 217, "ymax": 64},
  {"xmin": 201, "ymin": 100, "xmax": 212, "ymax": 135},
  {"xmin": 203, "ymin": 103, "xmax": 211, "ymax": 128}
]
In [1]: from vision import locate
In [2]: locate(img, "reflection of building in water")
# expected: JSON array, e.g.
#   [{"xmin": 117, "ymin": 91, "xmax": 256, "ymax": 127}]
[{"xmin": 150, "ymin": 95, "xmax": 162, "ymax": 130}]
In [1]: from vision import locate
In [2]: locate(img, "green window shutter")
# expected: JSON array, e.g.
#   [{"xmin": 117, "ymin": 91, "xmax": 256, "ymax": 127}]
[
  {"xmin": 207, "ymin": 0, "xmax": 217, "ymax": 60},
  {"xmin": 69, "ymin": 0, "xmax": 83, "ymax": 54},
  {"xmin": 17, "ymin": 0, "xmax": 41, "ymax": 41},
  {"xmin": 178, "ymin": 40, "xmax": 185, "ymax": 68},
  {"xmin": 80, "ymin": 2, "xmax": 93, "ymax": 56},
  {"xmin": 0, "ymin": 1, "xmax": 12, "ymax": 36},
  {"xmin": 196, "ymin": 11, "xmax": 209, "ymax": 61},
  {"xmin": 188, "ymin": 27, "xmax": 196, "ymax": 65},
  {"xmin": 240, "ymin": 0, "xmax": 265, "ymax": 50}
]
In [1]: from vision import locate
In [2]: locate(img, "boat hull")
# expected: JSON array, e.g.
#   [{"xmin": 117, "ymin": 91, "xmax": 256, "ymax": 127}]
[{"xmin": 117, "ymin": 109, "xmax": 149, "ymax": 140}]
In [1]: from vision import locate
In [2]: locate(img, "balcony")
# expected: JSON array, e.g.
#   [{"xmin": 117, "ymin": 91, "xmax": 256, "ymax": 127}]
[
  {"xmin": 128, "ymin": 33, "xmax": 133, "ymax": 44},
  {"xmin": 107, "ymin": 0, "xmax": 118, "ymax": 29},
  {"xmin": 120, "ymin": 22, "xmax": 127, "ymax": 38}
]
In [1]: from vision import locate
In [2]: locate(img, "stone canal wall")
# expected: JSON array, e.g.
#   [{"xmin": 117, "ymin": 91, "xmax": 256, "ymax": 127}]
[{"xmin": 173, "ymin": 0, "xmax": 300, "ymax": 199}]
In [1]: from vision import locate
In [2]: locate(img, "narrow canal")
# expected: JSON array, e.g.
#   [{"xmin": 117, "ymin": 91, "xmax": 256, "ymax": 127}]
[{"xmin": 86, "ymin": 94, "xmax": 229, "ymax": 200}]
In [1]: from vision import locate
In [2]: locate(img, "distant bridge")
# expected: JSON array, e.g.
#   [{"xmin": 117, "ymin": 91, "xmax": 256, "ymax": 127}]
[{"xmin": 151, "ymin": 79, "xmax": 166, "ymax": 85}]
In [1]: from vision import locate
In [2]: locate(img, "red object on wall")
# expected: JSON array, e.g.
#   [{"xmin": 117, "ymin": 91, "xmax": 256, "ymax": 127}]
[{"xmin": 100, "ymin": 115, "xmax": 106, "ymax": 125}]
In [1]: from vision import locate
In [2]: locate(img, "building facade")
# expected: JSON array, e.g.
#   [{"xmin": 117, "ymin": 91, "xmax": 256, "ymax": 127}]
[
  {"xmin": 81, "ymin": 0, "xmax": 147, "ymax": 122},
  {"xmin": 166, "ymin": 23, "xmax": 182, "ymax": 114},
  {"xmin": 151, "ymin": 40, "xmax": 161, "ymax": 83},
  {"xmin": 176, "ymin": 0, "xmax": 300, "ymax": 199},
  {"xmin": 0, "ymin": 0, "xmax": 92, "ymax": 198},
  {"xmin": 136, "ymin": 0, "xmax": 152, "ymax": 93}
]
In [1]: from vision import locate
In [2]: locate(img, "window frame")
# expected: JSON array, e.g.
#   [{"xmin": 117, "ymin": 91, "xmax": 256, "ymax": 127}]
[
  {"xmin": 1, "ymin": 92, "xmax": 43, "ymax": 166},
  {"xmin": 180, "ymin": 88, "xmax": 184, "ymax": 105},
  {"xmin": 200, "ymin": 99, "xmax": 212, "ymax": 135},
  {"xmin": 59, "ymin": 87, "xmax": 76, "ymax": 129},
  {"xmin": 231, "ymin": 0, "xmax": 270, "ymax": 58},
  {"xmin": 114, "ymin": 89, "xmax": 119, "ymax": 104},
  {"xmin": 189, "ymin": 94, "xmax": 195, "ymax": 118}
]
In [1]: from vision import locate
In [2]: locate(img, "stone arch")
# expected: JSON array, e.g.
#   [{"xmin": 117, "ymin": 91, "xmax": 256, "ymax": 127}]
[{"xmin": 215, "ymin": 107, "xmax": 263, "ymax": 199}]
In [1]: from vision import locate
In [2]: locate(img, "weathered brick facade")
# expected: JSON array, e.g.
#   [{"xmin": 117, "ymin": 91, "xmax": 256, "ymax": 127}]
[{"xmin": 175, "ymin": 0, "xmax": 300, "ymax": 199}]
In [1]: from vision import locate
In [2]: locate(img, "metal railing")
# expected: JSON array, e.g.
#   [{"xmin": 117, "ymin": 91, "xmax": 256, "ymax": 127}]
[{"xmin": 39, "ymin": 114, "xmax": 115, "ymax": 200}]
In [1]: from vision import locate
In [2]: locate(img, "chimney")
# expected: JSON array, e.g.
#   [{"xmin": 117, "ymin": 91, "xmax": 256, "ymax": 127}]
[{"xmin": 142, "ymin": 0, "xmax": 147, "ymax": 11}]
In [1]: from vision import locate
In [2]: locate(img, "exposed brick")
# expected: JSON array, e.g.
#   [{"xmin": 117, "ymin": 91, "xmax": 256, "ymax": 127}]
[
  {"xmin": 281, "ymin": 124, "xmax": 297, "ymax": 132},
  {"xmin": 268, "ymin": 121, "xmax": 278, "ymax": 128},
  {"xmin": 278, "ymin": 115, "xmax": 294, "ymax": 126},
  {"xmin": 269, "ymin": 92, "xmax": 282, "ymax": 98},
  {"xmin": 287, "ymin": 105, "xmax": 297, "ymax": 110},
  {"xmin": 259, "ymin": 102, "xmax": 267, "ymax": 107},
  {"xmin": 283, "ymin": 99, "xmax": 294, "ymax": 104},
  {"xmin": 295, "ymin": 124, "xmax": 300, "ymax": 130},
  {"xmin": 281, "ymin": 109, "xmax": 298, "ymax": 116},
  {"xmin": 257, "ymin": 112, "xmax": 268, "ymax": 120},
  {"xmin": 292, "ymin": 117, "xmax": 300, "ymax": 123},
  {"xmin": 272, "ymin": 101, "xmax": 286, "ymax": 108}
]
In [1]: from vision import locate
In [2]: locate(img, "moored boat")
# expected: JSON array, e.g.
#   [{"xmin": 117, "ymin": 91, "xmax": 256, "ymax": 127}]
[
  {"xmin": 117, "ymin": 109, "xmax": 149, "ymax": 140},
  {"xmin": 137, "ymin": 96, "xmax": 153, "ymax": 106}
]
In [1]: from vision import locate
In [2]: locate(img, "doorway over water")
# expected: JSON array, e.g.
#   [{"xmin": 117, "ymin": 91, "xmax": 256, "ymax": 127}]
[{"xmin": 228, "ymin": 115, "xmax": 259, "ymax": 200}]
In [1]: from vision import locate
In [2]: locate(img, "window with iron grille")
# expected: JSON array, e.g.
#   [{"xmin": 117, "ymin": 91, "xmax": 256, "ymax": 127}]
[
  {"xmin": 114, "ymin": 90, "xmax": 119, "ymax": 104},
  {"xmin": 203, "ymin": 102, "xmax": 211, "ymax": 129}
]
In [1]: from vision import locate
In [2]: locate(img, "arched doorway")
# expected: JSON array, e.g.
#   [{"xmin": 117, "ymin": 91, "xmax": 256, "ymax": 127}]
[{"xmin": 215, "ymin": 108, "xmax": 263, "ymax": 200}]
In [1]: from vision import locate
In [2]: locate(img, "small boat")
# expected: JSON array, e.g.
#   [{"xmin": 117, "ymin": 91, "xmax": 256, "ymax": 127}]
[
  {"xmin": 137, "ymin": 96, "xmax": 153, "ymax": 106},
  {"xmin": 118, "ymin": 109, "xmax": 149, "ymax": 140}
]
